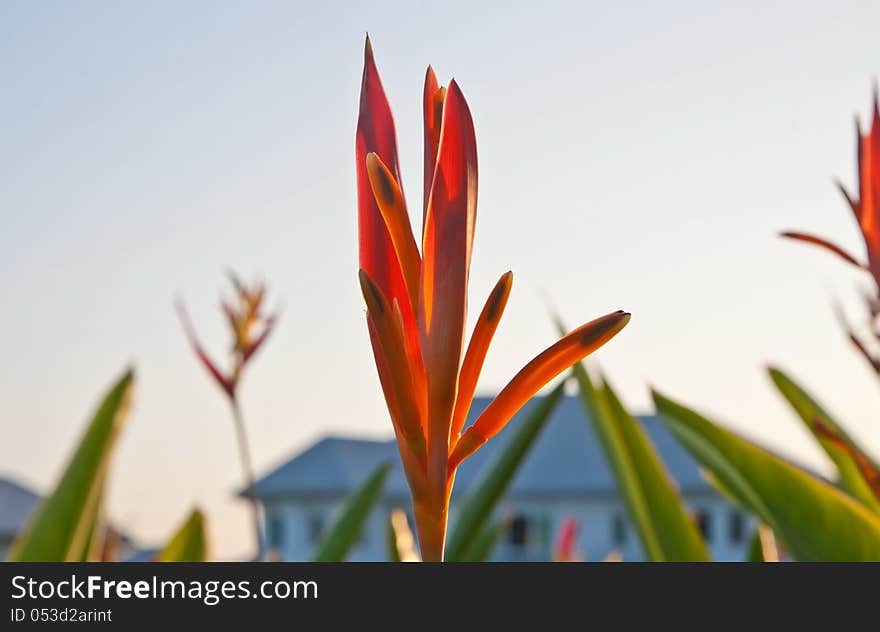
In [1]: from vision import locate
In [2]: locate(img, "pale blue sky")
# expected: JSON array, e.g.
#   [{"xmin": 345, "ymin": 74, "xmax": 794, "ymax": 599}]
[{"xmin": 2, "ymin": 1, "xmax": 879, "ymax": 559}]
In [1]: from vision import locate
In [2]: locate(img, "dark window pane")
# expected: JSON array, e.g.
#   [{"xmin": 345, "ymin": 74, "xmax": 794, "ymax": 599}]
[
  {"xmin": 510, "ymin": 515, "xmax": 530, "ymax": 547},
  {"xmin": 612, "ymin": 513, "xmax": 626, "ymax": 546},
  {"xmin": 267, "ymin": 514, "xmax": 284, "ymax": 549},
  {"xmin": 695, "ymin": 508, "xmax": 711, "ymax": 540},
  {"xmin": 729, "ymin": 511, "xmax": 744, "ymax": 543},
  {"xmin": 308, "ymin": 514, "xmax": 324, "ymax": 544}
]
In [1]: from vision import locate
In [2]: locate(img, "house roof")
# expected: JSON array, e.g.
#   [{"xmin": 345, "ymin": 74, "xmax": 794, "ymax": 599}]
[
  {"xmin": 0, "ymin": 476, "xmax": 40, "ymax": 538},
  {"xmin": 253, "ymin": 394, "xmax": 716, "ymax": 501}
]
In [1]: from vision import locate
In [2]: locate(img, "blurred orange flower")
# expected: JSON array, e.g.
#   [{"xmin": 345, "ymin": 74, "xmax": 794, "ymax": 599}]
[
  {"xmin": 782, "ymin": 93, "xmax": 880, "ymax": 287},
  {"xmin": 782, "ymin": 92, "xmax": 880, "ymax": 373},
  {"xmin": 177, "ymin": 272, "xmax": 277, "ymax": 402},
  {"xmin": 176, "ymin": 272, "xmax": 278, "ymax": 559},
  {"xmin": 356, "ymin": 37, "xmax": 630, "ymax": 560},
  {"xmin": 554, "ymin": 517, "xmax": 580, "ymax": 562}
]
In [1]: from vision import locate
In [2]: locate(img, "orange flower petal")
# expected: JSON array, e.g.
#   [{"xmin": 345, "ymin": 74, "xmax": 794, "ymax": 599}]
[
  {"xmin": 242, "ymin": 314, "xmax": 278, "ymax": 364},
  {"xmin": 366, "ymin": 318, "xmax": 428, "ymax": 498},
  {"xmin": 359, "ymin": 270, "xmax": 426, "ymax": 458},
  {"xmin": 366, "ymin": 152, "xmax": 421, "ymax": 312},
  {"xmin": 356, "ymin": 36, "xmax": 419, "ymax": 358},
  {"xmin": 450, "ymin": 310, "xmax": 631, "ymax": 468},
  {"xmin": 450, "ymin": 271, "xmax": 513, "ymax": 441},
  {"xmin": 423, "ymin": 66, "xmax": 444, "ymax": 226},
  {"xmin": 779, "ymin": 231, "xmax": 865, "ymax": 269}
]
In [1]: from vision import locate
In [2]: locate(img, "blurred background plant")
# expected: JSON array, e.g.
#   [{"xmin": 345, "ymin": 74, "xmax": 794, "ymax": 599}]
[
  {"xmin": 176, "ymin": 272, "xmax": 279, "ymax": 560},
  {"xmin": 6, "ymin": 371, "xmax": 208, "ymax": 562},
  {"xmin": 553, "ymin": 517, "xmax": 580, "ymax": 562},
  {"xmin": 781, "ymin": 93, "xmax": 880, "ymax": 380}
]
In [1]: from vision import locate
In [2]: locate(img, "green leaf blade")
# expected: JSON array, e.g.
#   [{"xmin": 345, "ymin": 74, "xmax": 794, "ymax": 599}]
[
  {"xmin": 157, "ymin": 509, "xmax": 208, "ymax": 562},
  {"xmin": 313, "ymin": 461, "xmax": 390, "ymax": 562},
  {"xmin": 457, "ymin": 519, "xmax": 511, "ymax": 562},
  {"xmin": 8, "ymin": 369, "xmax": 134, "ymax": 562},
  {"xmin": 569, "ymin": 362, "xmax": 709, "ymax": 561},
  {"xmin": 445, "ymin": 383, "xmax": 565, "ymax": 562},
  {"xmin": 653, "ymin": 390, "xmax": 880, "ymax": 561},
  {"xmin": 769, "ymin": 366, "xmax": 880, "ymax": 513},
  {"xmin": 386, "ymin": 512, "xmax": 402, "ymax": 563},
  {"xmin": 601, "ymin": 378, "xmax": 711, "ymax": 561}
]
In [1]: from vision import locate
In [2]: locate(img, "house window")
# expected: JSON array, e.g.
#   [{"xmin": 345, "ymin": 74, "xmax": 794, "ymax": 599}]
[
  {"xmin": 308, "ymin": 514, "xmax": 324, "ymax": 545},
  {"xmin": 509, "ymin": 515, "xmax": 530, "ymax": 547},
  {"xmin": 729, "ymin": 511, "xmax": 744, "ymax": 543},
  {"xmin": 694, "ymin": 508, "xmax": 711, "ymax": 541},
  {"xmin": 612, "ymin": 513, "xmax": 626, "ymax": 546},
  {"xmin": 267, "ymin": 513, "xmax": 284, "ymax": 550}
]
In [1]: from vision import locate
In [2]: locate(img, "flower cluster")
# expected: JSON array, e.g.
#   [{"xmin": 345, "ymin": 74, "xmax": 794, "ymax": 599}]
[
  {"xmin": 782, "ymin": 93, "xmax": 880, "ymax": 374},
  {"xmin": 356, "ymin": 38, "xmax": 629, "ymax": 560},
  {"xmin": 177, "ymin": 272, "xmax": 278, "ymax": 402}
]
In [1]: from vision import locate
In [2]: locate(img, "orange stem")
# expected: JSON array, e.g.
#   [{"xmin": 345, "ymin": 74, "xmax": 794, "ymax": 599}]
[{"xmin": 412, "ymin": 494, "xmax": 448, "ymax": 562}]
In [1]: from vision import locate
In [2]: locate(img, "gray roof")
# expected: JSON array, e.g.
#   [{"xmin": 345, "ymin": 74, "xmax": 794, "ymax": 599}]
[
  {"xmin": 0, "ymin": 476, "xmax": 40, "ymax": 537},
  {"xmin": 254, "ymin": 394, "xmax": 713, "ymax": 501}
]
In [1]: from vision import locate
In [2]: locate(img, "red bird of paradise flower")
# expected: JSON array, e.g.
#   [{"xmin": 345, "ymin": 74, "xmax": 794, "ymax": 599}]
[
  {"xmin": 356, "ymin": 37, "xmax": 630, "ymax": 561},
  {"xmin": 176, "ymin": 272, "xmax": 278, "ymax": 560},
  {"xmin": 554, "ymin": 517, "xmax": 580, "ymax": 562},
  {"xmin": 177, "ymin": 272, "xmax": 277, "ymax": 403},
  {"xmin": 781, "ymin": 92, "xmax": 880, "ymax": 374}
]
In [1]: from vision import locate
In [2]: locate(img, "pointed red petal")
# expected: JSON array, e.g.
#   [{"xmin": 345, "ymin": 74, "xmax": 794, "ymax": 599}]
[
  {"xmin": 848, "ymin": 332, "xmax": 880, "ymax": 376},
  {"xmin": 423, "ymin": 66, "xmax": 443, "ymax": 226},
  {"xmin": 554, "ymin": 517, "xmax": 579, "ymax": 562},
  {"xmin": 831, "ymin": 302, "xmax": 880, "ymax": 375},
  {"xmin": 450, "ymin": 311, "xmax": 630, "ymax": 467},
  {"xmin": 836, "ymin": 180, "xmax": 861, "ymax": 226},
  {"xmin": 356, "ymin": 37, "xmax": 419, "ymax": 353},
  {"xmin": 419, "ymin": 79, "xmax": 478, "ymax": 483},
  {"xmin": 859, "ymin": 92, "xmax": 880, "ymax": 271},
  {"xmin": 779, "ymin": 231, "xmax": 865, "ymax": 268},
  {"xmin": 176, "ymin": 301, "xmax": 235, "ymax": 399}
]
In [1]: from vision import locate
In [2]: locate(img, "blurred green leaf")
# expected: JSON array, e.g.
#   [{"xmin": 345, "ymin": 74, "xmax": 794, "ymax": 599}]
[
  {"xmin": 701, "ymin": 468, "xmax": 758, "ymax": 517},
  {"xmin": 386, "ymin": 513, "xmax": 401, "ymax": 563},
  {"xmin": 653, "ymin": 390, "xmax": 880, "ymax": 561},
  {"xmin": 566, "ymin": 353, "xmax": 709, "ymax": 561},
  {"xmin": 445, "ymin": 383, "xmax": 564, "ymax": 562},
  {"xmin": 72, "ymin": 478, "xmax": 106, "ymax": 562},
  {"xmin": 457, "ymin": 518, "xmax": 511, "ymax": 562},
  {"xmin": 157, "ymin": 509, "xmax": 208, "ymax": 562},
  {"xmin": 601, "ymin": 378, "xmax": 710, "ymax": 561},
  {"xmin": 746, "ymin": 529, "xmax": 763, "ymax": 562},
  {"xmin": 313, "ymin": 461, "xmax": 390, "ymax": 562},
  {"xmin": 769, "ymin": 366, "xmax": 880, "ymax": 513},
  {"xmin": 8, "ymin": 369, "xmax": 134, "ymax": 561}
]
